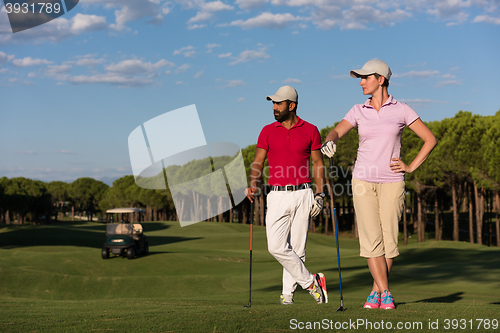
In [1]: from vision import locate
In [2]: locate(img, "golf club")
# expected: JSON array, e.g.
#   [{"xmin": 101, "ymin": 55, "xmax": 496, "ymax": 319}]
[
  {"xmin": 329, "ymin": 157, "xmax": 345, "ymax": 312},
  {"xmin": 244, "ymin": 197, "xmax": 255, "ymax": 308}
]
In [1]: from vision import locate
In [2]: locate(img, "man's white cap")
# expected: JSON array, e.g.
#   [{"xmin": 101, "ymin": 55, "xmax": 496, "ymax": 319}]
[
  {"xmin": 266, "ymin": 85, "xmax": 298, "ymax": 103},
  {"xmin": 350, "ymin": 59, "xmax": 392, "ymax": 81}
]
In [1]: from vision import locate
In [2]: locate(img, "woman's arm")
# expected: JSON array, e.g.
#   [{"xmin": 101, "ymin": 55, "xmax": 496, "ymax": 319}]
[
  {"xmin": 325, "ymin": 119, "xmax": 354, "ymax": 143},
  {"xmin": 390, "ymin": 118, "xmax": 437, "ymax": 174}
]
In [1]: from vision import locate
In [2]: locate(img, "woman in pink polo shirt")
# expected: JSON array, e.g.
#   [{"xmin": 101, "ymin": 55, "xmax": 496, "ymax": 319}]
[{"xmin": 321, "ymin": 59, "xmax": 437, "ymax": 309}]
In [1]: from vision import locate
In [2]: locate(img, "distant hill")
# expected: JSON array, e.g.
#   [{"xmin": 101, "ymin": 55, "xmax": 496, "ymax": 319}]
[{"xmin": 98, "ymin": 176, "xmax": 122, "ymax": 187}]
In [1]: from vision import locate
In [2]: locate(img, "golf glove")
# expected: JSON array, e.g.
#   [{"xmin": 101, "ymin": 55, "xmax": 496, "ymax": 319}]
[
  {"xmin": 321, "ymin": 141, "xmax": 336, "ymax": 158},
  {"xmin": 310, "ymin": 193, "xmax": 325, "ymax": 218}
]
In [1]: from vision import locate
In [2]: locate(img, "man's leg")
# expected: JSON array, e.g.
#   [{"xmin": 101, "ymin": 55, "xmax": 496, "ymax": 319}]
[
  {"xmin": 266, "ymin": 190, "xmax": 315, "ymax": 291},
  {"xmin": 282, "ymin": 190, "xmax": 312, "ymax": 295}
]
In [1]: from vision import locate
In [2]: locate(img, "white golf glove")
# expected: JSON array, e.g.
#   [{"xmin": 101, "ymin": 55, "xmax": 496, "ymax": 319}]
[
  {"xmin": 321, "ymin": 141, "xmax": 336, "ymax": 158},
  {"xmin": 310, "ymin": 193, "xmax": 325, "ymax": 218}
]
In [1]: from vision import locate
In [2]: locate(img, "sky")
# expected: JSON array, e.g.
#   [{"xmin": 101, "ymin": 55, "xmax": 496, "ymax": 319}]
[{"xmin": 0, "ymin": 0, "xmax": 499, "ymax": 185}]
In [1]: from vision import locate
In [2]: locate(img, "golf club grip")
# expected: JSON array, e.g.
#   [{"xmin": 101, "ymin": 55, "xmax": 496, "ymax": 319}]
[{"xmin": 250, "ymin": 224, "xmax": 253, "ymax": 250}]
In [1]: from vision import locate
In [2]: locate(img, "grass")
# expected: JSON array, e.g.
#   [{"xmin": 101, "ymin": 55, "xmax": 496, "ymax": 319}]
[{"xmin": 0, "ymin": 221, "xmax": 499, "ymax": 332}]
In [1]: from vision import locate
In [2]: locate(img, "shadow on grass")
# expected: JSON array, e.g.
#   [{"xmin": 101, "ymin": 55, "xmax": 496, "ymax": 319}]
[
  {"xmin": 0, "ymin": 222, "xmax": 200, "ymax": 249},
  {"xmin": 332, "ymin": 247, "xmax": 500, "ymax": 292},
  {"xmin": 396, "ymin": 292, "xmax": 465, "ymax": 305},
  {"xmin": 256, "ymin": 284, "xmax": 282, "ymax": 293},
  {"xmin": 104, "ymin": 251, "xmax": 173, "ymax": 260}
]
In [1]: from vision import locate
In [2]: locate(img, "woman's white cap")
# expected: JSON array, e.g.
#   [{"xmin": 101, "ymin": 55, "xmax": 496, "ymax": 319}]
[
  {"xmin": 266, "ymin": 85, "xmax": 298, "ymax": 103},
  {"xmin": 350, "ymin": 59, "xmax": 392, "ymax": 81}
]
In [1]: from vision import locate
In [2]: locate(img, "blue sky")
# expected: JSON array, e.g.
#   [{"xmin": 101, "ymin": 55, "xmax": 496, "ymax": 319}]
[{"xmin": 0, "ymin": 0, "xmax": 499, "ymax": 184}]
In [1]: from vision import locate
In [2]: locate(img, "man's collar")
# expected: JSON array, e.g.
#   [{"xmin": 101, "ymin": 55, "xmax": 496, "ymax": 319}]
[{"xmin": 275, "ymin": 116, "xmax": 304, "ymax": 128}]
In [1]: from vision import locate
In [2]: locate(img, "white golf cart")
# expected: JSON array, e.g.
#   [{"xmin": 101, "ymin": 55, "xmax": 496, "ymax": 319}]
[{"xmin": 102, "ymin": 208, "xmax": 149, "ymax": 259}]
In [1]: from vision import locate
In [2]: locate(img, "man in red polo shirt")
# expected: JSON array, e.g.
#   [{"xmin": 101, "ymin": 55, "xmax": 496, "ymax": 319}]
[{"xmin": 245, "ymin": 85, "xmax": 328, "ymax": 305}]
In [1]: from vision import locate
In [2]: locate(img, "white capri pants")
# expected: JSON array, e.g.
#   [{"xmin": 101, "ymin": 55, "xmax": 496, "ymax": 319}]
[{"xmin": 266, "ymin": 188, "xmax": 315, "ymax": 295}]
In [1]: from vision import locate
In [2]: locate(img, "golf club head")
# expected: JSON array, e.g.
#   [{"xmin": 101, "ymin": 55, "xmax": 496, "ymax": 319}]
[
  {"xmin": 336, "ymin": 306, "xmax": 344, "ymax": 312},
  {"xmin": 244, "ymin": 303, "xmax": 251, "ymax": 308}
]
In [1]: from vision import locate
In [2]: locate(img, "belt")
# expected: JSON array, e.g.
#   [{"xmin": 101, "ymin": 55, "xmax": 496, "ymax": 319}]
[{"xmin": 271, "ymin": 182, "xmax": 312, "ymax": 192}]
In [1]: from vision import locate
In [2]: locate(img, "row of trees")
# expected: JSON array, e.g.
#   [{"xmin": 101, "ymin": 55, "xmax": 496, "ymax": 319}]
[{"xmin": 1, "ymin": 110, "xmax": 499, "ymax": 246}]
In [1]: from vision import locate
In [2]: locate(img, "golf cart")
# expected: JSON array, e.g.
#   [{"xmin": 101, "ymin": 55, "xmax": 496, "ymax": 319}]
[{"xmin": 101, "ymin": 208, "xmax": 149, "ymax": 260}]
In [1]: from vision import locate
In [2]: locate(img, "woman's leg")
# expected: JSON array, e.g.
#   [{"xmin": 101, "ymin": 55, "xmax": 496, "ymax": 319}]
[{"xmin": 370, "ymin": 257, "xmax": 393, "ymax": 293}]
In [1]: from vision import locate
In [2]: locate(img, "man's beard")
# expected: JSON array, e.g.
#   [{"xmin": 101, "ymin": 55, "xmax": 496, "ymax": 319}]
[{"xmin": 274, "ymin": 110, "xmax": 292, "ymax": 122}]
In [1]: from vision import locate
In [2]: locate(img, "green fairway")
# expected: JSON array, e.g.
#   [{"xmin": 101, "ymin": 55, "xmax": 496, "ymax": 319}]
[{"xmin": 1, "ymin": 221, "xmax": 499, "ymax": 332}]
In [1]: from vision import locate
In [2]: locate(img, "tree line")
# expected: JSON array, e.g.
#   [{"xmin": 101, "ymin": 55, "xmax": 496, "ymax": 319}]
[{"xmin": 1, "ymin": 110, "xmax": 499, "ymax": 247}]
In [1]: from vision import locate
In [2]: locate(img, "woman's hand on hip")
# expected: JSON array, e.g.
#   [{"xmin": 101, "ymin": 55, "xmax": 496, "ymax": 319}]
[{"xmin": 390, "ymin": 158, "xmax": 412, "ymax": 173}]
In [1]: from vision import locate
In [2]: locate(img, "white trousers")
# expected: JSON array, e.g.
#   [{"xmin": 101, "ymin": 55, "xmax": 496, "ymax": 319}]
[{"xmin": 265, "ymin": 188, "xmax": 315, "ymax": 295}]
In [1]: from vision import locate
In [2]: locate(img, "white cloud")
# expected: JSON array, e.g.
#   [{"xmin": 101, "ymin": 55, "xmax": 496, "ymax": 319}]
[
  {"xmin": 206, "ymin": 43, "xmax": 221, "ymax": 53},
  {"xmin": 12, "ymin": 57, "xmax": 53, "ymax": 67},
  {"xmin": 440, "ymin": 73, "xmax": 456, "ymax": 79},
  {"xmin": 330, "ymin": 74, "xmax": 350, "ymax": 79},
  {"xmin": 229, "ymin": 48, "xmax": 270, "ymax": 65},
  {"xmin": 203, "ymin": 1, "xmax": 234, "ymax": 12},
  {"xmin": 434, "ymin": 80, "xmax": 462, "ymax": 87},
  {"xmin": 188, "ymin": 12, "xmax": 213, "ymax": 23},
  {"xmin": 399, "ymin": 99, "xmax": 450, "ymax": 108},
  {"xmin": 55, "ymin": 150, "xmax": 75, "ymax": 154},
  {"xmin": 84, "ymin": 0, "xmax": 171, "ymax": 31},
  {"xmin": 195, "ymin": 70, "xmax": 204, "ymax": 78},
  {"xmin": 235, "ymin": 0, "xmax": 269, "ymax": 10},
  {"xmin": 228, "ymin": 12, "xmax": 303, "ymax": 29},
  {"xmin": 473, "ymin": 14, "xmax": 500, "ymax": 24},
  {"xmin": 393, "ymin": 70, "xmax": 441, "ymax": 78},
  {"xmin": 283, "ymin": 78, "xmax": 302, "ymax": 84},
  {"xmin": 187, "ymin": 24, "xmax": 207, "ymax": 29},
  {"xmin": 71, "ymin": 13, "xmax": 108, "ymax": 32},
  {"xmin": 173, "ymin": 46, "xmax": 197, "ymax": 58},
  {"xmin": 68, "ymin": 57, "xmax": 106, "ymax": 67},
  {"xmin": 226, "ymin": 79, "xmax": 245, "ymax": 87},
  {"xmin": 219, "ymin": 52, "xmax": 232, "ymax": 58},
  {"xmin": 0, "ymin": 14, "xmax": 107, "ymax": 44},
  {"xmin": 66, "ymin": 73, "xmax": 154, "ymax": 87},
  {"xmin": 105, "ymin": 59, "xmax": 174, "ymax": 75},
  {"xmin": 45, "ymin": 65, "xmax": 73, "ymax": 76},
  {"xmin": 186, "ymin": 0, "xmax": 234, "ymax": 28},
  {"xmin": 237, "ymin": 97, "xmax": 245, "ymax": 102},
  {"xmin": 7, "ymin": 77, "xmax": 34, "ymax": 85},
  {"xmin": 0, "ymin": 165, "xmax": 129, "ymax": 183},
  {"xmin": 176, "ymin": 63, "xmax": 191, "ymax": 73},
  {"xmin": 0, "ymin": 51, "xmax": 15, "ymax": 65},
  {"xmin": 216, "ymin": 79, "xmax": 246, "ymax": 87},
  {"xmin": 15, "ymin": 150, "xmax": 37, "ymax": 155}
]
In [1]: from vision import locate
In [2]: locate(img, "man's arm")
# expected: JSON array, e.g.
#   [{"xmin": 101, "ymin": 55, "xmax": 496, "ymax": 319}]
[
  {"xmin": 311, "ymin": 150, "xmax": 325, "ymax": 194},
  {"xmin": 245, "ymin": 147, "xmax": 267, "ymax": 203}
]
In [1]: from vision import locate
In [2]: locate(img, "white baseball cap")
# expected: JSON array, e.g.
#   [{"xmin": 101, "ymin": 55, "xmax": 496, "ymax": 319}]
[
  {"xmin": 350, "ymin": 59, "xmax": 392, "ymax": 81},
  {"xmin": 266, "ymin": 85, "xmax": 298, "ymax": 103}
]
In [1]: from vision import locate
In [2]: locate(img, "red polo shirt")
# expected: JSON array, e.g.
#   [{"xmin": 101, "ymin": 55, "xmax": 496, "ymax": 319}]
[{"xmin": 257, "ymin": 117, "xmax": 322, "ymax": 186}]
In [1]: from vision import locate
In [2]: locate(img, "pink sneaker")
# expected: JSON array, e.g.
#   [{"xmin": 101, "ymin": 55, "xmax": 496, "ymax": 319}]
[
  {"xmin": 380, "ymin": 290, "xmax": 395, "ymax": 309},
  {"xmin": 363, "ymin": 291, "xmax": 381, "ymax": 308}
]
